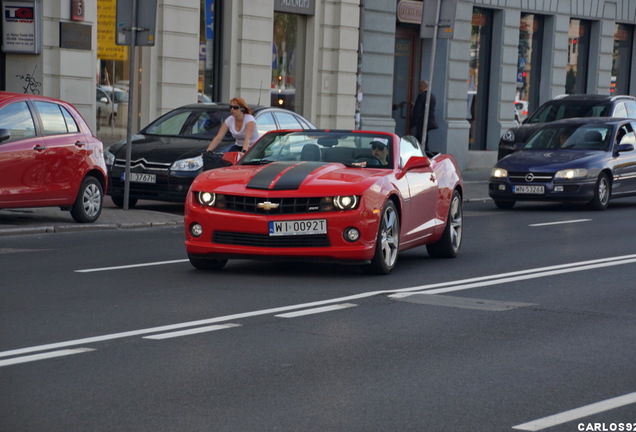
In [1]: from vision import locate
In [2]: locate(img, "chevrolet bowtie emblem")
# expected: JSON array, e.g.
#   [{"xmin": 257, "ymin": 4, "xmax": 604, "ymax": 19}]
[{"xmin": 257, "ymin": 201, "xmax": 280, "ymax": 211}]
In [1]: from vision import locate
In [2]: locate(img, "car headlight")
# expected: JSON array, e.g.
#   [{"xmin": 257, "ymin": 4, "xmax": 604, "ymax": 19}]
[
  {"xmin": 490, "ymin": 167, "xmax": 508, "ymax": 178},
  {"xmin": 104, "ymin": 150, "xmax": 115, "ymax": 167},
  {"xmin": 501, "ymin": 130, "xmax": 515, "ymax": 142},
  {"xmin": 172, "ymin": 155, "xmax": 203, "ymax": 171},
  {"xmin": 555, "ymin": 168, "xmax": 588, "ymax": 179},
  {"xmin": 197, "ymin": 191, "xmax": 216, "ymax": 206},
  {"xmin": 333, "ymin": 195, "xmax": 359, "ymax": 210}
]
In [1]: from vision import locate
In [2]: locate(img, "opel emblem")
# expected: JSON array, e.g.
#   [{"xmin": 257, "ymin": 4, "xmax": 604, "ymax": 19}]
[
  {"xmin": 525, "ymin": 173, "xmax": 535, "ymax": 182},
  {"xmin": 257, "ymin": 201, "xmax": 279, "ymax": 211}
]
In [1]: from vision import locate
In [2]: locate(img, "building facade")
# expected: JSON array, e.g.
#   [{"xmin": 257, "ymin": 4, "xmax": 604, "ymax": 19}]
[{"xmin": 2, "ymin": 0, "xmax": 635, "ymax": 169}]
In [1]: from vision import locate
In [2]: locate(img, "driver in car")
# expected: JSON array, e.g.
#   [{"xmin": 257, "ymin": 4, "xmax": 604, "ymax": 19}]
[{"xmin": 371, "ymin": 141, "xmax": 389, "ymax": 165}]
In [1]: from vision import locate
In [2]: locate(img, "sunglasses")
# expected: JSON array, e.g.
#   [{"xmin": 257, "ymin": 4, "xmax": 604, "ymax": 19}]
[
  {"xmin": 229, "ymin": 105, "xmax": 242, "ymax": 110},
  {"xmin": 371, "ymin": 144, "xmax": 386, "ymax": 150}
]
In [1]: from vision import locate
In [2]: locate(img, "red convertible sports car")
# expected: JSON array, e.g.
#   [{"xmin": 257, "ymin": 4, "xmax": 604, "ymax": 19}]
[{"xmin": 184, "ymin": 130, "xmax": 463, "ymax": 274}]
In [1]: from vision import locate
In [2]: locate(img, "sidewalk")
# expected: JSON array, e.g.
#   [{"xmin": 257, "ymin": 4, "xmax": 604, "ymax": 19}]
[
  {"xmin": 0, "ymin": 169, "xmax": 491, "ymax": 237},
  {"xmin": 0, "ymin": 200, "xmax": 183, "ymax": 236}
]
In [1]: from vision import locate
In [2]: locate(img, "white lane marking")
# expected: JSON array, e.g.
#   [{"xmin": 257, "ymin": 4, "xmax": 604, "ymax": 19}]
[
  {"xmin": 512, "ymin": 392, "xmax": 636, "ymax": 431},
  {"xmin": 276, "ymin": 303, "xmax": 358, "ymax": 318},
  {"xmin": 529, "ymin": 219, "xmax": 592, "ymax": 227},
  {"xmin": 390, "ymin": 254, "xmax": 636, "ymax": 298},
  {"xmin": 5, "ymin": 254, "xmax": 636, "ymax": 361},
  {"xmin": 0, "ymin": 348, "xmax": 95, "ymax": 368},
  {"xmin": 75, "ymin": 259, "xmax": 189, "ymax": 273},
  {"xmin": 143, "ymin": 324, "xmax": 241, "ymax": 340}
]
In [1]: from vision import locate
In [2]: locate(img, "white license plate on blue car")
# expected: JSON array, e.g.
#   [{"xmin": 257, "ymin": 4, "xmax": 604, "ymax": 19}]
[
  {"xmin": 513, "ymin": 185, "xmax": 545, "ymax": 194},
  {"xmin": 269, "ymin": 219, "xmax": 327, "ymax": 236}
]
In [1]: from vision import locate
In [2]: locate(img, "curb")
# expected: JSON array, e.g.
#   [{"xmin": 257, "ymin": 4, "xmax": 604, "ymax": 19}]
[{"xmin": 0, "ymin": 220, "xmax": 183, "ymax": 237}]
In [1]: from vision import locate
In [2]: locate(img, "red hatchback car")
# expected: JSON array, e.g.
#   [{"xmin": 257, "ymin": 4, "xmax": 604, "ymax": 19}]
[{"xmin": 0, "ymin": 92, "xmax": 108, "ymax": 222}]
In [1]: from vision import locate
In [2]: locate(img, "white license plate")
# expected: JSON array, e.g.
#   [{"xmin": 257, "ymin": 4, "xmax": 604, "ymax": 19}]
[
  {"xmin": 514, "ymin": 185, "xmax": 545, "ymax": 194},
  {"xmin": 269, "ymin": 219, "xmax": 327, "ymax": 236},
  {"xmin": 121, "ymin": 172, "xmax": 156, "ymax": 183}
]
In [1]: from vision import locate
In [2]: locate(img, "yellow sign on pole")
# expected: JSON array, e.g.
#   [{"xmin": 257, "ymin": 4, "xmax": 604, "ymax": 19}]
[{"xmin": 97, "ymin": 0, "xmax": 128, "ymax": 60}]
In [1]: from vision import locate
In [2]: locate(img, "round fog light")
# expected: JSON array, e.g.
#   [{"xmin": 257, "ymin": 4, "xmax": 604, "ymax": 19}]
[
  {"xmin": 344, "ymin": 227, "xmax": 360, "ymax": 243},
  {"xmin": 190, "ymin": 223, "xmax": 203, "ymax": 237}
]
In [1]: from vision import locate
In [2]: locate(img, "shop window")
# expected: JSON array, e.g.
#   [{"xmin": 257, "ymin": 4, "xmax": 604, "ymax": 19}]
[
  {"xmin": 613, "ymin": 24, "xmax": 634, "ymax": 95},
  {"xmin": 272, "ymin": 12, "xmax": 305, "ymax": 113},
  {"xmin": 468, "ymin": 7, "xmax": 493, "ymax": 150},
  {"xmin": 516, "ymin": 14, "xmax": 544, "ymax": 121},
  {"xmin": 567, "ymin": 19, "xmax": 591, "ymax": 94}
]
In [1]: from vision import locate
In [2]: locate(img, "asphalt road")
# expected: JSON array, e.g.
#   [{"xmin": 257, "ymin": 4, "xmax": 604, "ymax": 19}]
[{"xmin": 1, "ymin": 198, "xmax": 636, "ymax": 431}]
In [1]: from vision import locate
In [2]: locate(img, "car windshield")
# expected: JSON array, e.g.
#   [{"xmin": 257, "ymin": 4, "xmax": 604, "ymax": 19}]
[
  {"xmin": 526, "ymin": 100, "xmax": 611, "ymax": 124},
  {"xmin": 240, "ymin": 131, "xmax": 393, "ymax": 168},
  {"xmin": 143, "ymin": 108, "xmax": 230, "ymax": 139},
  {"xmin": 523, "ymin": 124, "xmax": 612, "ymax": 151}
]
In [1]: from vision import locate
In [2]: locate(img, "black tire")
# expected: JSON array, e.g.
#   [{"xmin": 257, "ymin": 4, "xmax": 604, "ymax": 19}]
[
  {"xmin": 589, "ymin": 173, "xmax": 611, "ymax": 210},
  {"xmin": 70, "ymin": 176, "xmax": 103, "ymax": 223},
  {"xmin": 427, "ymin": 190, "xmax": 463, "ymax": 258},
  {"xmin": 188, "ymin": 254, "xmax": 228, "ymax": 270},
  {"xmin": 111, "ymin": 195, "xmax": 138, "ymax": 209},
  {"xmin": 367, "ymin": 200, "xmax": 400, "ymax": 275},
  {"xmin": 494, "ymin": 199, "xmax": 515, "ymax": 209}
]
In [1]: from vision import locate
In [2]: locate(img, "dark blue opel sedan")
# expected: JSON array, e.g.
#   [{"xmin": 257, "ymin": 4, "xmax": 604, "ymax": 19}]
[{"xmin": 489, "ymin": 117, "xmax": 636, "ymax": 210}]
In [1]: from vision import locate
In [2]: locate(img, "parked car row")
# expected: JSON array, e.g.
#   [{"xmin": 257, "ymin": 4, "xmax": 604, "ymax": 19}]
[{"xmin": 491, "ymin": 94, "xmax": 636, "ymax": 210}]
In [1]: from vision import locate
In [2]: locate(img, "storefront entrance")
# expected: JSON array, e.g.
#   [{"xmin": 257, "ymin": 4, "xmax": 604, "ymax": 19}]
[{"xmin": 392, "ymin": 27, "xmax": 419, "ymax": 137}]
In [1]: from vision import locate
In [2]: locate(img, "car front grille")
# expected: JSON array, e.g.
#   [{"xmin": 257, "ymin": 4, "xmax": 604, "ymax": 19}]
[
  {"xmin": 508, "ymin": 171, "xmax": 553, "ymax": 183},
  {"xmin": 114, "ymin": 159, "xmax": 171, "ymax": 171},
  {"xmin": 222, "ymin": 195, "xmax": 324, "ymax": 215},
  {"xmin": 214, "ymin": 231, "xmax": 330, "ymax": 248}
]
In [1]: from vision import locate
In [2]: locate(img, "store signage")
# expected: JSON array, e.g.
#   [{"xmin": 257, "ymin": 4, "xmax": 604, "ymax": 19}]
[
  {"xmin": 397, "ymin": 1, "xmax": 421, "ymax": 24},
  {"xmin": 274, "ymin": 0, "xmax": 315, "ymax": 16},
  {"xmin": 97, "ymin": 0, "xmax": 127, "ymax": 60},
  {"xmin": 1, "ymin": 0, "xmax": 41, "ymax": 53}
]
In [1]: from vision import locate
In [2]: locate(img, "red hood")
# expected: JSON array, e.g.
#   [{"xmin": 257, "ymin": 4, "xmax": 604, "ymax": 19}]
[{"xmin": 192, "ymin": 161, "xmax": 384, "ymax": 195}]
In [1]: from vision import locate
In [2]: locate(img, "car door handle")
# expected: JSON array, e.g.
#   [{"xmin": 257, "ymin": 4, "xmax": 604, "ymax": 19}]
[
  {"xmin": 33, "ymin": 145, "xmax": 46, "ymax": 151},
  {"xmin": 74, "ymin": 141, "xmax": 86, "ymax": 147}
]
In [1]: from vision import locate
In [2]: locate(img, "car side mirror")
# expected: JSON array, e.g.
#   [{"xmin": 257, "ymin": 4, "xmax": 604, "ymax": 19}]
[
  {"xmin": 0, "ymin": 128, "xmax": 10, "ymax": 142},
  {"xmin": 222, "ymin": 151, "xmax": 242, "ymax": 165},
  {"xmin": 403, "ymin": 155, "xmax": 431, "ymax": 171},
  {"xmin": 617, "ymin": 143, "xmax": 635, "ymax": 153},
  {"xmin": 100, "ymin": 97, "xmax": 108, "ymax": 103}
]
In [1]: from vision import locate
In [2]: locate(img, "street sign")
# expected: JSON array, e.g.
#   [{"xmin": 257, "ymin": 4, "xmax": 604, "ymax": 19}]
[
  {"xmin": 115, "ymin": 0, "xmax": 157, "ymax": 46},
  {"xmin": 420, "ymin": 0, "xmax": 458, "ymax": 39}
]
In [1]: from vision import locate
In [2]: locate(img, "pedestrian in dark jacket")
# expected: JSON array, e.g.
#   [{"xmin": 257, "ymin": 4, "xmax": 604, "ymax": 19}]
[{"xmin": 411, "ymin": 80, "xmax": 438, "ymax": 153}]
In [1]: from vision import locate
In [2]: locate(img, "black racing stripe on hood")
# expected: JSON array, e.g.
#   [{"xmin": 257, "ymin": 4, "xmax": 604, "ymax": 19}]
[
  {"xmin": 246, "ymin": 162, "xmax": 298, "ymax": 190},
  {"xmin": 246, "ymin": 161, "xmax": 327, "ymax": 190},
  {"xmin": 272, "ymin": 162, "xmax": 327, "ymax": 190}
]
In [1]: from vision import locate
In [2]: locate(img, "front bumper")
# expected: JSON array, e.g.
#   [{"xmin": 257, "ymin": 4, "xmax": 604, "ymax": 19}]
[
  {"xmin": 107, "ymin": 166, "xmax": 198, "ymax": 202},
  {"xmin": 488, "ymin": 178, "xmax": 598, "ymax": 202},
  {"xmin": 184, "ymin": 200, "xmax": 379, "ymax": 262}
]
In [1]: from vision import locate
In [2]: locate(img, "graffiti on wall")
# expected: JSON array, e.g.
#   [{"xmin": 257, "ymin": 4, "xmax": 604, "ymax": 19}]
[{"xmin": 16, "ymin": 65, "xmax": 41, "ymax": 95}]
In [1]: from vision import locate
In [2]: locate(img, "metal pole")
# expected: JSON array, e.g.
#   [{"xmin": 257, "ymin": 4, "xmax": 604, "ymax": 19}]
[
  {"xmin": 422, "ymin": 0, "xmax": 441, "ymax": 151},
  {"xmin": 123, "ymin": 0, "xmax": 138, "ymax": 211}
]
